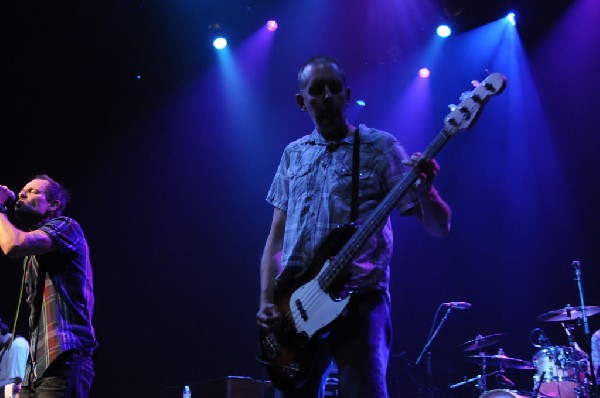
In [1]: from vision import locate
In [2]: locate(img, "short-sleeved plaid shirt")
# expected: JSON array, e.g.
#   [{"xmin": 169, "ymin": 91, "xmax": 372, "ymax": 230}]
[
  {"xmin": 267, "ymin": 124, "xmax": 418, "ymax": 293},
  {"xmin": 23, "ymin": 216, "xmax": 97, "ymax": 385}
]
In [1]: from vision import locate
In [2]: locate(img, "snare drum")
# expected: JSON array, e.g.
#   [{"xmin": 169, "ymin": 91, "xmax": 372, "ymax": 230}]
[
  {"xmin": 532, "ymin": 346, "xmax": 581, "ymax": 398},
  {"xmin": 479, "ymin": 389, "xmax": 532, "ymax": 398}
]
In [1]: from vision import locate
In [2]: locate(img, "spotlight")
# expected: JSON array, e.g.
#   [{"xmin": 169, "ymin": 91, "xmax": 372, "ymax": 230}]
[
  {"xmin": 436, "ymin": 25, "xmax": 451, "ymax": 38},
  {"xmin": 356, "ymin": 100, "xmax": 366, "ymax": 106},
  {"xmin": 266, "ymin": 20, "xmax": 278, "ymax": 32},
  {"xmin": 506, "ymin": 12, "xmax": 516, "ymax": 26},
  {"xmin": 213, "ymin": 37, "xmax": 227, "ymax": 50},
  {"xmin": 418, "ymin": 68, "xmax": 430, "ymax": 78}
]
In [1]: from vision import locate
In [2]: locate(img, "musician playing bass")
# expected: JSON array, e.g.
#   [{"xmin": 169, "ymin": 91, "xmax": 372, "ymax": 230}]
[{"xmin": 256, "ymin": 55, "xmax": 452, "ymax": 398}]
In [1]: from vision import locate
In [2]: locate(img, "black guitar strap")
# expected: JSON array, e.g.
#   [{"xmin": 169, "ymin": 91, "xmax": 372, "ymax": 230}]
[{"xmin": 351, "ymin": 128, "xmax": 360, "ymax": 223}]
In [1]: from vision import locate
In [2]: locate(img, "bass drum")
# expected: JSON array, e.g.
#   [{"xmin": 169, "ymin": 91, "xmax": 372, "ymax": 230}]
[{"xmin": 480, "ymin": 389, "xmax": 533, "ymax": 398}]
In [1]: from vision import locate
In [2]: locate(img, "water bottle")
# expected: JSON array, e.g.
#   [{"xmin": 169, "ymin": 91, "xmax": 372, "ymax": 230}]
[{"xmin": 182, "ymin": 385, "xmax": 191, "ymax": 398}]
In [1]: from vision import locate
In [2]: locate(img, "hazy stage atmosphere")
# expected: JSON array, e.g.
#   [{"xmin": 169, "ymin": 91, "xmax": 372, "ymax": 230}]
[{"xmin": 2, "ymin": 0, "xmax": 599, "ymax": 397}]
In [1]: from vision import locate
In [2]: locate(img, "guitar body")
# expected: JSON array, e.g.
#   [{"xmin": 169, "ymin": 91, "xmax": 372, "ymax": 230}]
[
  {"xmin": 4, "ymin": 384, "xmax": 19, "ymax": 398},
  {"xmin": 258, "ymin": 224, "xmax": 357, "ymax": 390}
]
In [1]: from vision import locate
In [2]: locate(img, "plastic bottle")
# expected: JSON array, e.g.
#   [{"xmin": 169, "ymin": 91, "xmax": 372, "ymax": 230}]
[{"xmin": 182, "ymin": 385, "xmax": 191, "ymax": 398}]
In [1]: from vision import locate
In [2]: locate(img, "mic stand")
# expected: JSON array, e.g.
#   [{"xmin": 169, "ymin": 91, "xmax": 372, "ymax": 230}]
[
  {"xmin": 416, "ymin": 306, "xmax": 452, "ymax": 398},
  {"xmin": 416, "ymin": 306, "xmax": 451, "ymax": 365},
  {"xmin": 572, "ymin": 260, "xmax": 598, "ymax": 398}
]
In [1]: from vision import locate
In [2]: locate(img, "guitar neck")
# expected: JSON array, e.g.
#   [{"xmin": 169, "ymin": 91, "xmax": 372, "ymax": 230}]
[
  {"xmin": 321, "ymin": 72, "xmax": 507, "ymax": 286},
  {"xmin": 323, "ymin": 125, "xmax": 454, "ymax": 282}
]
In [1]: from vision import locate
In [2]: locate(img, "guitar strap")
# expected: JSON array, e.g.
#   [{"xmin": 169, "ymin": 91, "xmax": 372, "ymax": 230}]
[{"xmin": 351, "ymin": 128, "xmax": 360, "ymax": 223}]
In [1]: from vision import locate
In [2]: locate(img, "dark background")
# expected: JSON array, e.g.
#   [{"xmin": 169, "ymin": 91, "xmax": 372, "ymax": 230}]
[{"xmin": 2, "ymin": 0, "xmax": 599, "ymax": 397}]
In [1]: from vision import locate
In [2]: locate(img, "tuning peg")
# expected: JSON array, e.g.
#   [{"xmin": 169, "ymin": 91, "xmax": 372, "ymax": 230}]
[
  {"xmin": 459, "ymin": 91, "xmax": 472, "ymax": 102},
  {"xmin": 448, "ymin": 104, "xmax": 458, "ymax": 111}
]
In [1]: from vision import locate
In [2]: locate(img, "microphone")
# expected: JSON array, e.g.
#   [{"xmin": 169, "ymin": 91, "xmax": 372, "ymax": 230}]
[
  {"xmin": 442, "ymin": 301, "xmax": 472, "ymax": 310},
  {"xmin": 2, "ymin": 190, "xmax": 16, "ymax": 206},
  {"xmin": 530, "ymin": 328, "xmax": 551, "ymax": 348},
  {"xmin": 572, "ymin": 260, "xmax": 581, "ymax": 269}
]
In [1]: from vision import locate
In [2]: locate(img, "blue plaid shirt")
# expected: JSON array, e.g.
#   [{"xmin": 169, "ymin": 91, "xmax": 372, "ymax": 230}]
[
  {"xmin": 267, "ymin": 124, "xmax": 418, "ymax": 293},
  {"xmin": 23, "ymin": 216, "xmax": 97, "ymax": 385}
]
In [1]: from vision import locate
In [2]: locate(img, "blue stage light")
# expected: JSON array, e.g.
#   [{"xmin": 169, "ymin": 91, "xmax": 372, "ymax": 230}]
[
  {"xmin": 213, "ymin": 37, "xmax": 227, "ymax": 50},
  {"xmin": 507, "ymin": 13, "xmax": 516, "ymax": 26},
  {"xmin": 436, "ymin": 25, "xmax": 451, "ymax": 38}
]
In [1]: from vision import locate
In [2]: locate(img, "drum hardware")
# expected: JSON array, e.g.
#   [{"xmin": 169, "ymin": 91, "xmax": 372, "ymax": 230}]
[
  {"xmin": 458, "ymin": 333, "xmax": 507, "ymax": 352},
  {"xmin": 533, "ymin": 371, "xmax": 545, "ymax": 397},
  {"xmin": 532, "ymin": 345, "xmax": 584, "ymax": 397},
  {"xmin": 452, "ymin": 347, "xmax": 533, "ymax": 396},
  {"xmin": 561, "ymin": 322, "xmax": 589, "ymax": 359},
  {"xmin": 530, "ymin": 328, "xmax": 553, "ymax": 349},
  {"xmin": 532, "ymin": 260, "xmax": 598, "ymax": 398},
  {"xmin": 449, "ymin": 369, "xmax": 504, "ymax": 391},
  {"xmin": 496, "ymin": 373, "xmax": 516, "ymax": 389}
]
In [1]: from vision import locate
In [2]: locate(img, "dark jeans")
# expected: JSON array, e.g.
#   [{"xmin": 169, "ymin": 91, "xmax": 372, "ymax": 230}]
[
  {"xmin": 276, "ymin": 290, "xmax": 392, "ymax": 398},
  {"xmin": 21, "ymin": 351, "xmax": 95, "ymax": 398}
]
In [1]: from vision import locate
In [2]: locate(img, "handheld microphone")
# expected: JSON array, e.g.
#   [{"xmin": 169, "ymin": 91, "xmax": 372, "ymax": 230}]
[
  {"xmin": 442, "ymin": 301, "xmax": 472, "ymax": 310},
  {"xmin": 5, "ymin": 191, "xmax": 16, "ymax": 202}
]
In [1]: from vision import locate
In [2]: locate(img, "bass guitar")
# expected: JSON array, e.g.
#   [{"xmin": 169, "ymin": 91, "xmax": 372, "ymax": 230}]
[
  {"xmin": 258, "ymin": 72, "xmax": 507, "ymax": 390},
  {"xmin": 3, "ymin": 383, "xmax": 19, "ymax": 398}
]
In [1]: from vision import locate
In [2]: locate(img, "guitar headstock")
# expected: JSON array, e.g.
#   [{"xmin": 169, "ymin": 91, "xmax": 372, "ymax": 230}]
[{"xmin": 444, "ymin": 72, "xmax": 507, "ymax": 136}]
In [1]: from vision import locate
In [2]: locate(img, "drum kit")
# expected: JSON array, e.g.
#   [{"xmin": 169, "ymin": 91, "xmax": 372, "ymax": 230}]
[{"xmin": 450, "ymin": 305, "xmax": 600, "ymax": 398}]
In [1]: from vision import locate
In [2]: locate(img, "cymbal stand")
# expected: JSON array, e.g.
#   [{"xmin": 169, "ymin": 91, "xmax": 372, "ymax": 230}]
[
  {"xmin": 572, "ymin": 260, "xmax": 598, "ymax": 398},
  {"xmin": 477, "ymin": 348, "xmax": 488, "ymax": 394},
  {"xmin": 449, "ymin": 368, "xmax": 502, "ymax": 394}
]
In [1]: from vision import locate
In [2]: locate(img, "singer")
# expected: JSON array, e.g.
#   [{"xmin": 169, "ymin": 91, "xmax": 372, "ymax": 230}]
[
  {"xmin": 0, "ymin": 175, "xmax": 97, "ymax": 398},
  {"xmin": 256, "ymin": 56, "xmax": 452, "ymax": 398}
]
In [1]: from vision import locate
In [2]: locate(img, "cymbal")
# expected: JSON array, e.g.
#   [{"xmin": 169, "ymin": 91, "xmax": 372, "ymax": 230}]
[
  {"xmin": 465, "ymin": 354, "xmax": 534, "ymax": 370},
  {"xmin": 537, "ymin": 305, "xmax": 600, "ymax": 322},
  {"xmin": 458, "ymin": 333, "xmax": 507, "ymax": 352}
]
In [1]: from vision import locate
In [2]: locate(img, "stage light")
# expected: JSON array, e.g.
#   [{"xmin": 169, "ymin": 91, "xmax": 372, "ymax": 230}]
[
  {"xmin": 507, "ymin": 13, "xmax": 516, "ymax": 26},
  {"xmin": 419, "ymin": 68, "xmax": 431, "ymax": 78},
  {"xmin": 266, "ymin": 20, "xmax": 278, "ymax": 32},
  {"xmin": 213, "ymin": 37, "xmax": 227, "ymax": 50},
  {"xmin": 356, "ymin": 100, "xmax": 366, "ymax": 106},
  {"xmin": 436, "ymin": 25, "xmax": 451, "ymax": 38}
]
